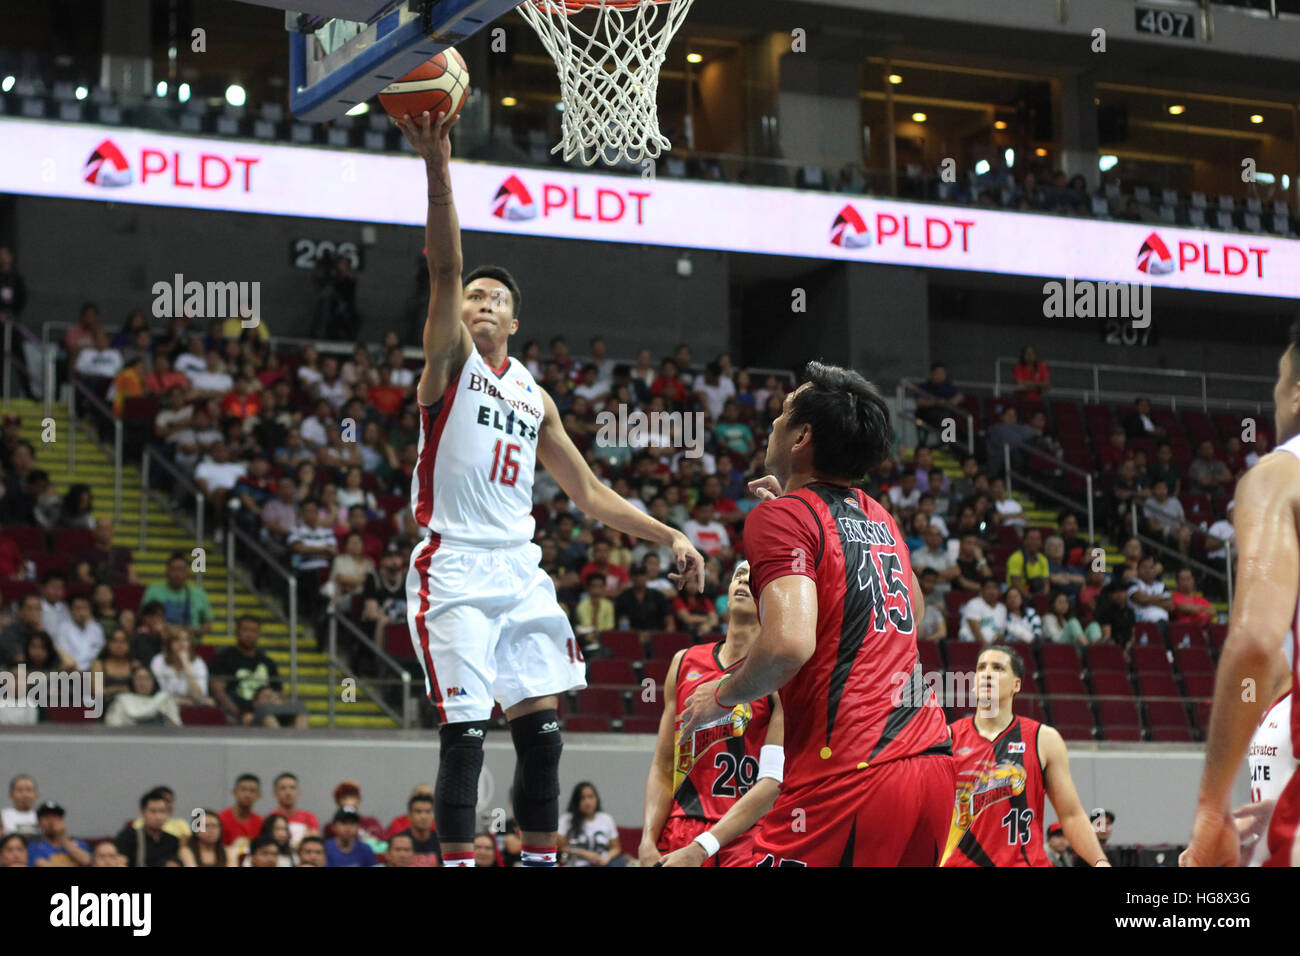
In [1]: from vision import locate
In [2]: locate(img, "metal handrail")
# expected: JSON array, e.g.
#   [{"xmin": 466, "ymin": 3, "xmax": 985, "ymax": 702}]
[
  {"xmin": 897, "ymin": 379, "xmax": 976, "ymax": 456},
  {"xmin": 69, "ymin": 377, "xmax": 123, "ymax": 525},
  {"xmin": 1000, "ymin": 437, "xmax": 1097, "ymax": 544},
  {"xmin": 959, "ymin": 377, "xmax": 1267, "ymax": 416},
  {"xmin": 225, "ymin": 520, "xmax": 300, "ymax": 703},
  {"xmin": 327, "ymin": 609, "xmax": 413, "ymax": 729},
  {"xmin": 992, "ymin": 356, "xmax": 1272, "ymax": 411},
  {"xmin": 2, "ymin": 318, "xmax": 43, "ymax": 406},
  {"xmin": 139, "ymin": 445, "xmax": 207, "ymax": 553},
  {"xmin": 40, "ymin": 320, "xmax": 73, "ymax": 418}
]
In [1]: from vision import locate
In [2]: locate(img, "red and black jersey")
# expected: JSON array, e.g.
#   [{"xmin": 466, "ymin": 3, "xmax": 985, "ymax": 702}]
[
  {"xmin": 744, "ymin": 483, "xmax": 950, "ymax": 790},
  {"xmin": 669, "ymin": 641, "xmax": 773, "ymax": 823},
  {"xmin": 941, "ymin": 715, "xmax": 1051, "ymax": 867}
]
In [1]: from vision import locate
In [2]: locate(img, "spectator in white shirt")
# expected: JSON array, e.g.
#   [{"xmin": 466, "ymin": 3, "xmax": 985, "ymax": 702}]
[
  {"xmin": 387, "ymin": 347, "xmax": 415, "ymax": 388},
  {"xmin": 573, "ymin": 364, "xmax": 611, "ymax": 403},
  {"xmin": 39, "ymin": 570, "xmax": 73, "ymax": 643},
  {"xmin": 888, "ymin": 471, "xmax": 921, "ymax": 513},
  {"xmin": 171, "ymin": 406, "xmax": 222, "ymax": 472},
  {"xmin": 73, "ymin": 328, "xmax": 123, "ymax": 382},
  {"xmin": 2, "ymin": 775, "xmax": 39, "ymax": 839},
  {"xmin": 150, "ymin": 630, "xmax": 211, "ymax": 705},
  {"xmin": 911, "ymin": 524, "xmax": 959, "ymax": 601},
  {"xmin": 296, "ymin": 344, "xmax": 324, "ymax": 392},
  {"xmin": 1205, "ymin": 499, "xmax": 1236, "ymax": 562},
  {"xmin": 195, "ymin": 443, "xmax": 247, "ymax": 532},
  {"xmin": 589, "ymin": 336, "xmax": 617, "ymax": 383},
  {"xmin": 959, "ymin": 579, "xmax": 1008, "ymax": 644},
  {"xmin": 681, "ymin": 498, "xmax": 732, "ymax": 561},
  {"xmin": 693, "ymin": 361, "xmax": 736, "ymax": 420},
  {"xmin": 559, "ymin": 782, "xmax": 622, "ymax": 867},
  {"xmin": 317, "ymin": 357, "xmax": 348, "ymax": 412},
  {"xmin": 336, "ymin": 467, "xmax": 377, "ymax": 515},
  {"xmin": 1003, "ymin": 586, "xmax": 1042, "ymax": 643},
  {"xmin": 174, "ymin": 336, "xmax": 207, "ymax": 376},
  {"xmin": 154, "ymin": 386, "xmax": 194, "ymax": 447},
  {"xmin": 1142, "ymin": 479, "xmax": 1192, "ymax": 556},
  {"xmin": 188, "ymin": 351, "xmax": 234, "ymax": 397},
  {"xmin": 300, "ymin": 400, "xmax": 333, "ymax": 449},
  {"xmin": 990, "ymin": 476, "xmax": 1026, "ymax": 529},
  {"xmin": 1127, "ymin": 554, "xmax": 1174, "ymax": 625},
  {"xmin": 52, "ymin": 594, "xmax": 104, "ymax": 671}
]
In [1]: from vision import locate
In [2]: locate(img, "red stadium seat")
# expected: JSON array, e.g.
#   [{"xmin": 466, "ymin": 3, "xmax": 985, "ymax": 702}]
[
  {"xmin": 1167, "ymin": 621, "xmax": 1207, "ymax": 648},
  {"xmin": 1048, "ymin": 698, "xmax": 1094, "ymax": 739},
  {"xmin": 600, "ymin": 631, "xmax": 645, "ymax": 660},
  {"xmin": 111, "ymin": 584, "xmax": 145, "ymax": 613},
  {"xmin": 384, "ymin": 623, "xmax": 413, "ymax": 658},
  {"xmin": 1174, "ymin": 646, "xmax": 1214, "ymax": 676},
  {"xmin": 1096, "ymin": 700, "xmax": 1142, "ymax": 740},
  {"xmin": 565, "ymin": 715, "xmax": 611, "ymax": 733},
  {"xmin": 945, "ymin": 705, "xmax": 975, "ymax": 723},
  {"xmin": 122, "ymin": 396, "xmax": 161, "ymax": 422},
  {"xmin": 641, "ymin": 659, "xmax": 670, "ymax": 686},
  {"xmin": 1150, "ymin": 724, "xmax": 1193, "ymax": 742},
  {"xmin": 1091, "ymin": 673, "xmax": 1135, "ymax": 698},
  {"xmin": 944, "ymin": 642, "xmax": 980, "ymax": 673},
  {"xmin": 1039, "ymin": 643, "xmax": 1080, "ymax": 672},
  {"xmin": 191, "ymin": 644, "xmax": 216, "ymax": 665},
  {"xmin": 1017, "ymin": 671, "xmax": 1040, "ymax": 695},
  {"xmin": 578, "ymin": 688, "xmax": 626, "ymax": 717},
  {"xmin": 1136, "ymin": 672, "xmax": 1180, "ymax": 698},
  {"xmin": 1015, "ymin": 696, "xmax": 1048, "ymax": 724},
  {"xmin": 945, "ymin": 590, "xmax": 970, "ymax": 622},
  {"xmin": 1042, "ymin": 670, "xmax": 1088, "ymax": 697},
  {"xmin": 1146, "ymin": 700, "xmax": 1191, "ymax": 733},
  {"xmin": 1182, "ymin": 673, "xmax": 1215, "ymax": 698},
  {"xmin": 180, "ymin": 704, "xmax": 227, "ymax": 725},
  {"xmin": 916, "ymin": 642, "xmax": 942, "ymax": 674},
  {"xmin": 376, "ymin": 495, "xmax": 406, "ymax": 517},
  {"xmin": 585, "ymin": 660, "xmax": 636, "ymax": 685},
  {"xmin": 650, "ymin": 632, "xmax": 692, "ymax": 659},
  {"xmin": 31, "ymin": 553, "xmax": 68, "ymax": 578},
  {"xmin": 1132, "ymin": 622, "xmax": 1164, "ymax": 648},
  {"xmin": 1008, "ymin": 642, "xmax": 1038, "ymax": 675},
  {"xmin": 617, "ymin": 827, "xmax": 643, "ymax": 851},
  {"xmin": 0, "ymin": 580, "xmax": 38, "ymax": 604},
  {"xmin": 1207, "ymin": 624, "xmax": 1228, "ymax": 651},
  {"xmin": 47, "ymin": 706, "xmax": 92, "ymax": 723},
  {"xmin": 631, "ymin": 692, "xmax": 662, "ymax": 717},
  {"xmin": 1131, "ymin": 646, "xmax": 1172, "ymax": 675},
  {"xmin": 1084, "ymin": 644, "xmax": 1127, "ymax": 675},
  {"xmin": 619, "ymin": 716, "xmax": 660, "ymax": 734},
  {"xmin": 54, "ymin": 528, "xmax": 95, "ymax": 555},
  {"xmin": 1193, "ymin": 701, "xmax": 1213, "ymax": 735}
]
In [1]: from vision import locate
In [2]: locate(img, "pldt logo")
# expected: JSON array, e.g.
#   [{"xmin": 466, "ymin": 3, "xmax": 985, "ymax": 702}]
[
  {"xmin": 492, "ymin": 175, "xmax": 538, "ymax": 221},
  {"xmin": 1136, "ymin": 232, "xmax": 1175, "ymax": 275},
  {"xmin": 83, "ymin": 139, "xmax": 133, "ymax": 187},
  {"xmin": 830, "ymin": 205, "xmax": 872, "ymax": 248}
]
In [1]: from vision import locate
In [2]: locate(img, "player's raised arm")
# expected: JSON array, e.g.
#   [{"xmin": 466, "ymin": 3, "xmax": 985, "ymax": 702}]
[
  {"xmin": 394, "ymin": 109, "xmax": 472, "ymax": 403},
  {"xmin": 535, "ymin": 389, "xmax": 704, "ymax": 592},
  {"xmin": 640, "ymin": 649, "xmax": 687, "ymax": 866},
  {"xmin": 1184, "ymin": 452, "xmax": 1300, "ymax": 866},
  {"xmin": 1038, "ymin": 724, "xmax": 1110, "ymax": 867}
]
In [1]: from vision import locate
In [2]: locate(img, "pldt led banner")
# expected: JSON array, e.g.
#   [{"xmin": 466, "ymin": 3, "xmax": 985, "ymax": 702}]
[{"xmin": 4, "ymin": 116, "xmax": 1299, "ymax": 299}]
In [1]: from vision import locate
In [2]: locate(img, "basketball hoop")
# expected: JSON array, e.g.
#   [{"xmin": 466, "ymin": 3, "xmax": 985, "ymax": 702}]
[{"xmin": 517, "ymin": 0, "xmax": 695, "ymax": 167}]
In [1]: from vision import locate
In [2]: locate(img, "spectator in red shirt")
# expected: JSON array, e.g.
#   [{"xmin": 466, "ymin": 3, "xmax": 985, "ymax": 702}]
[
  {"xmin": 220, "ymin": 376, "xmax": 262, "ymax": 420},
  {"xmin": 218, "ymin": 774, "xmax": 265, "ymax": 852},
  {"xmin": 1012, "ymin": 345, "xmax": 1050, "ymax": 398},
  {"xmin": 0, "ymin": 519, "xmax": 22, "ymax": 579},
  {"xmin": 650, "ymin": 358, "xmax": 688, "ymax": 407},
  {"xmin": 682, "ymin": 498, "xmax": 733, "ymax": 561},
  {"xmin": 367, "ymin": 364, "xmax": 407, "ymax": 418},
  {"xmin": 385, "ymin": 783, "xmax": 435, "ymax": 839},
  {"xmin": 1098, "ymin": 427, "xmax": 1130, "ymax": 473},
  {"xmin": 673, "ymin": 592, "xmax": 719, "ymax": 638},
  {"xmin": 272, "ymin": 772, "xmax": 320, "ymax": 852},
  {"xmin": 1171, "ymin": 568, "xmax": 1215, "ymax": 626},
  {"xmin": 145, "ymin": 354, "xmax": 190, "ymax": 396},
  {"xmin": 579, "ymin": 538, "xmax": 630, "ymax": 596},
  {"xmin": 64, "ymin": 303, "xmax": 101, "ymax": 363},
  {"xmin": 337, "ymin": 505, "xmax": 384, "ymax": 565},
  {"xmin": 700, "ymin": 474, "xmax": 742, "ymax": 527}
]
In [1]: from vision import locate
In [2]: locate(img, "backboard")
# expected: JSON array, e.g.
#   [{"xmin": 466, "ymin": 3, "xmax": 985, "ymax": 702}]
[{"xmin": 234, "ymin": 0, "xmax": 520, "ymax": 122}]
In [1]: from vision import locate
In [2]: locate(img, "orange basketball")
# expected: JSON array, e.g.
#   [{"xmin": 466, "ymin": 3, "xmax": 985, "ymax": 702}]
[{"xmin": 378, "ymin": 47, "xmax": 470, "ymax": 122}]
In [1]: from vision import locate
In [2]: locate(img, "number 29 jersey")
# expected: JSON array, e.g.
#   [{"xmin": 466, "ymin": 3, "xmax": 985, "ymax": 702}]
[
  {"xmin": 411, "ymin": 348, "xmax": 545, "ymax": 548},
  {"xmin": 670, "ymin": 642, "xmax": 772, "ymax": 823}
]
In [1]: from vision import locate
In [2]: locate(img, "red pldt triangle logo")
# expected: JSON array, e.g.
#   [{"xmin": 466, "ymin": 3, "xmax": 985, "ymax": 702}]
[
  {"xmin": 492, "ymin": 174, "xmax": 537, "ymax": 221},
  {"xmin": 83, "ymin": 139, "xmax": 133, "ymax": 187},
  {"xmin": 830, "ymin": 204, "xmax": 871, "ymax": 248},
  {"xmin": 1136, "ymin": 231, "xmax": 1175, "ymax": 275}
]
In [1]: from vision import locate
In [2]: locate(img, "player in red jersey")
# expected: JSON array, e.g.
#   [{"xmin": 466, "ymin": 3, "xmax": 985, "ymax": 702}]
[
  {"xmin": 1185, "ymin": 322, "xmax": 1300, "ymax": 867},
  {"xmin": 942, "ymin": 646, "xmax": 1110, "ymax": 867},
  {"xmin": 640, "ymin": 561, "xmax": 785, "ymax": 867},
  {"xmin": 681, "ymin": 362, "xmax": 955, "ymax": 867}
]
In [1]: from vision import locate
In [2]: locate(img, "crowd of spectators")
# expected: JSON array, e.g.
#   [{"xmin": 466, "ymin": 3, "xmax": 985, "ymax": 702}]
[{"xmin": 0, "ymin": 770, "xmax": 631, "ymax": 867}]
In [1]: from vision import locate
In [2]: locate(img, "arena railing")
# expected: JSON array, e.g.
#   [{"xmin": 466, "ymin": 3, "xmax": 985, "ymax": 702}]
[
  {"xmin": 991, "ymin": 356, "xmax": 1274, "ymax": 413},
  {"xmin": 39, "ymin": 320, "xmax": 73, "ymax": 420},
  {"xmin": 1122, "ymin": 494, "xmax": 1233, "ymax": 606},
  {"xmin": 68, "ymin": 377, "xmax": 125, "ymax": 527},
  {"xmin": 222, "ymin": 519, "xmax": 301, "ymax": 704},
  {"xmin": 325, "ymin": 608, "xmax": 414, "ymax": 729},
  {"xmin": 896, "ymin": 378, "xmax": 976, "ymax": 457},
  {"xmin": 1, "ymin": 318, "xmax": 41, "ymax": 407},
  {"xmin": 999, "ymin": 437, "xmax": 1097, "ymax": 545}
]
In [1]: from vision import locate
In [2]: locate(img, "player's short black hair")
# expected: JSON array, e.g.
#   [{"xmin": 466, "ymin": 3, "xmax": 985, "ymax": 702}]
[
  {"xmin": 789, "ymin": 362, "xmax": 892, "ymax": 480},
  {"xmin": 979, "ymin": 644, "xmax": 1024, "ymax": 681},
  {"xmin": 465, "ymin": 265, "xmax": 522, "ymax": 320}
]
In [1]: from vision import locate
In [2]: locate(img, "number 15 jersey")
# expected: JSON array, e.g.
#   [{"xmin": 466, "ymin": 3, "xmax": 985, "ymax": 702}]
[{"xmin": 412, "ymin": 348, "xmax": 545, "ymax": 548}]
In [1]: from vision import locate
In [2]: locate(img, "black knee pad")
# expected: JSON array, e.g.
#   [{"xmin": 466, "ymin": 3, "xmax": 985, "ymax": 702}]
[
  {"xmin": 510, "ymin": 709, "xmax": 563, "ymax": 833},
  {"xmin": 436, "ymin": 720, "xmax": 488, "ymax": 843}
]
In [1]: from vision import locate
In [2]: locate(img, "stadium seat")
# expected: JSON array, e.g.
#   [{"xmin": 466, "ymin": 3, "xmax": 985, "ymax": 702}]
[
  {"xmin": 1084, "ymin": 644, "xmax": 1127, "ymax": 675},
  {"xmin": 945, "ymin": 704, "xmax": 975, "ymax": 723},
  {"xmin": 31, "ymin": 553, "xmax": 67, "ymax": 577},
  {"xmin": 0, "ymin": 581, "xmax": 38, "ymax": 604},
  {"xmin": 565, "ymin": 715, "xmax": 611, "ymax": 733},
  {"xmin": 1131, "ymin": 646, "xmax": 1172, "ymax": 675},
  {"xmin": 54, "ymin": 528, "xmax": 95, "ymax": 554},
  {"xmin": 115, "ymin": 584, "xmax": 145, "ymax": 611},
  {"xmin": 1096, "ymin": 700, "xmax": 1142, "ymax": 740},
  {"xmin": 585, "ymin": 660, "xmax": 636, "ymax": 685},
  {"xmin": 1174, "ymin": 646, "xmax": 1214, "ymax": 676},
  {"xmin": 618, "ymin": 827, "xmax": 643, "ymax": 852},
  {"xmin": 2, "ymin": 525, "xmax": 46, "ymax": 553},
  {"xmin": 944, "ymin": 590, "xmax": 969, "ymax": 622},
  {"xmin": 1132, "ymin": 622, "xmax": 1164, "ymax": 648},
  {"xmin": 630, "ymin": 692, "xmax": 661, "ymax": 717},
  {"xmin": 1091, "ymin": 672, "xmax": 1135, "ymax": 698},
  {"xmin": 375, "ymin": 495, "xmax": 406, "ymax": 517},
  {"xmin": 1015, "ymin": 695, "xmax": 1048, "ymax": 724},
  {"xmin": 383, "ymin": 623, "xmax": 413, "ymax": 658},
  {"xmin": 650, "ymin": 632, "xmax": 693, "ymax": 659},
  {"xmin": 191, "ymin": 644, "xmax": 216, "ymax": 665},
  {"xmin": 1136, "ymin": 671, "xmax": 1180, "ymax": 698},
  {"xmin": 180, "ymin": 704, "xmax": 227, "ymax": 725},
  {"xmin": 917, "ymin": 641, "xmax": 942, "ymax": 674},
  {"xmin": 1042, "ymin": 670, "xmax": 1088, "ymax": 696},
  {"xmin": 1207, "ymin": 624, "xmax": 1228, "ymax": 651},
  {"xmin": 1149, "ymin": 724, "xmax": 1193, "ymax": 742},
  {"xmin": 620, "ymin": 716, "xmax": 660, "ymax": 734},
  {"xmin": 1182, "ymin": 673, "xmax": 1215, "ymax": 698},
  {"xmin": 1167, "ymin": 621, "xmax": 1206, "ymax": 648},
  {"xmin": 1049, "ymin": 699, "xmax": 1094, "ymax": 739},
  {"xmin": 944, "ymin": 641, "xmax": 980, "ymax": 673},
  {"xmin": 640, "ymin": 659, "xmax": 670, "ymax": 686},
  {"xmin": 600, "ymin": 631, "xmax": 645, "ymax": 660},
  {"xmin": 1017, "ymin": 671, "xmax": 1040, "ymax": 695},
  {"xmin": 1146, "ymin": 700, "xmax": 1191, "ymax": 734},
  {"xmin": 577, "ymin": 688, "xmax": 625, "ymax": 717},
  {"xmin": 1039, "ymin": 643, "xmax": 1080, "ymax": 672},
  {"xmin": 47, "ymin": 706, "xmax": 92, "ymax": 723},
  {"xmin": 1193, "ymin": 701, "xmax": 1213, "ymax": 736},
  {"xmin": 1008, "ymin": 642, "xmax": 1037, "ymax": 675}
]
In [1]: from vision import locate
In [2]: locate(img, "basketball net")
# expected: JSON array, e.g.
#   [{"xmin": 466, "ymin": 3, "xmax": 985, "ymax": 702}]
[{"xmin": 517, "ymin": 0, "xmax": 695, "ymax": 167}]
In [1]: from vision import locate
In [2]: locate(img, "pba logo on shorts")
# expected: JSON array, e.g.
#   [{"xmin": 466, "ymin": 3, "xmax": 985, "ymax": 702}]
[
  {"xmin": 84, "ymin": 139, "xmax": 133, "ymax": 188},
  {"xmin": 1136, "ymin": 232, "xmax": 1175, "ymax": 275},
  {"xmin": 492, "ymin": 174, "xmax": 538, "ymax": 221},
  {"xmin": 446, "ymin": 687, "xmax": 469, "ymax": 698},
  {"xmin": 829, "ymin": 204, "xmax": 872, "ymax": 249}
]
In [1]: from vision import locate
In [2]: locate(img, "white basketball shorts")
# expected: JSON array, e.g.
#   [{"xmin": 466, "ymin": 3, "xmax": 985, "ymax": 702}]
[{"xmin": 406, "ymin": 538, "xmax": 587, "ymax": 723}]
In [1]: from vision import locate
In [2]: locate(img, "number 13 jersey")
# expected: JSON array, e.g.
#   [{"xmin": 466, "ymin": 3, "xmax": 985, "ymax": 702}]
[{"xmin": 411, "ymin": 349, "xmax": 545, "ymax": 548}]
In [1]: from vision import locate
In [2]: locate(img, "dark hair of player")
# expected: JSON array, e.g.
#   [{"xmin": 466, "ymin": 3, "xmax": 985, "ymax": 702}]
[
  {"xmin": 788, "ymin": 361, "xmax": 893, "ymax": 480},
  {"xmin": 465, "ymin": 264, "xmax": 522, "ymax": 320},
  {"xmin": 978, "ymin": 644, "xmax": 1024, "ymax": 682}
]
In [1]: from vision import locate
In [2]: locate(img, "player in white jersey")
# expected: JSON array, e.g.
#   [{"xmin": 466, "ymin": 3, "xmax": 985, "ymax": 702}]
[
  {"xmin": 394, "ymin": 109, "xmax": 706, "ymax": 868},
  {"xmin": 1238, "ymin": 658, "xmax": 1294, "ymax": 866},
  {"xmin": 1184, "ymin": 321, "xmax": 1300, "ymax": 868}
]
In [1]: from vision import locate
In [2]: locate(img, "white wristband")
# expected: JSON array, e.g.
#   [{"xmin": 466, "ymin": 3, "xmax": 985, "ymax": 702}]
[
  {"xmin": 692, "ymin": 831, "xmax": 721, "ymax": 859},
  {"xmin": 757, "ymin": 744, "xmax": 785, "ymax": 784}
]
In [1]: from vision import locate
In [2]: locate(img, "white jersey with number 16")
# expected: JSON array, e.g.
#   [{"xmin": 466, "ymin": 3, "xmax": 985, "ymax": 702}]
[{"xmin": 410, "ymin": 348, "xmax": 544, "ymax": 548}]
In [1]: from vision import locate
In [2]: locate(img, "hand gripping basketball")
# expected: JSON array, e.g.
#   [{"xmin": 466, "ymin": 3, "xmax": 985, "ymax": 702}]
[{"xmin": 393, "ymin": 109, "xmax": 460, "ymax": 169}]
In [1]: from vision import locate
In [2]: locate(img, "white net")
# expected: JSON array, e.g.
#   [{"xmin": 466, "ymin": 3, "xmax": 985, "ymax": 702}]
[{"xmin": 517, "ymin": 0, "xmax": 695, "ymax": 167}]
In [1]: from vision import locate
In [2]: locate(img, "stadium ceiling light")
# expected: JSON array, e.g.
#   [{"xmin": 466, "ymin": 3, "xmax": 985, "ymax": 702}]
[
  {"xmin": 1250, "ymin": 114, "xmax": 1264, "ymax": 124},
  {"xmin": 346, "ymin": 101, "xmax": 370, "ymax": 116},
  {"xmin": 75, "ymin": 86, "xmax": 88, "ymax": 101},
  {"xmin": 1168, "ymin": 104, "xmax": 1185, "ymax": 115},
  {"xmin": 686, "ymin": 52, "xmax": 702, "ymax": 64},
  {"xmin": 1, "ymin": 75, "xmax": 14, "ymax": 93},
  {"xmin": 156, "ymin": 80, "xmax": 168, "ymax": 98},
  {"xmin": 225, "ymin": 84, "xmax": 246, "ymax": 107},
  {"xmin": 501, "ymin": 95, "xmax": 518, "ymax": 107},
  {"xmin": 993, "ymin": 120, "xmax": 1007, "ymax": 130},
  {"xmin": 1284, "ymin": 175, "xmax": 1291, "ymax": 190},
  {"xmin": 1004, "ymin": 148, "xmax": 1015, "ymax": 168},
  {"xmin": 178, "ymin": 83, "xmax": 191, "ymax": 103},
  {"xmin": 911, "ymin": 111, "xmax": 926, "ymax": 122},
  {"xmin": 1099, "ymin": 154, "xmax": 1119, "ymax": 172},
  {"xmin": 1255, "ymin": 172, "xmax": 1276, "ymax": 185},
  {"xmin": 555, "ymin": 101, "xmax": 565, "ymax": 112},
  {"xmin": 975, "ymin": 159, "xmax": 990, "ymax": 175},
  {"xmin": 1034, "ymin": 147, "xmax": 1047, "ymax": 157},
  {"xmin": 888, "ymin": 74, "xmax": 902, "ymax": 85}
]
